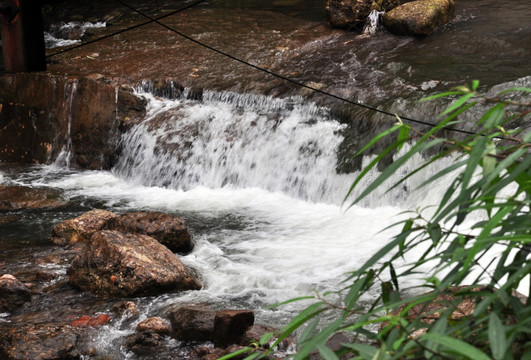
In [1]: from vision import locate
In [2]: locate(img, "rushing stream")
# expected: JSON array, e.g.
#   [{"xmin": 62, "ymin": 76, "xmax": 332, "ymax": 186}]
[{"xmin": 1, "ymin": 0, "xmax": 530, "ymax": 358}]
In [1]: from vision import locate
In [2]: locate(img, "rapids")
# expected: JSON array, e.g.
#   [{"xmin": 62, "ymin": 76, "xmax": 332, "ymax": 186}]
[{"xmin": 0, "ymin": 0, "xmax": 530, "ymax": 358}]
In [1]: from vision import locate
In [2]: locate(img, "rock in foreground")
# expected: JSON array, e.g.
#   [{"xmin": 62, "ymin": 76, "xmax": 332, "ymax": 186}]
[
  {"xmin": 51, "ymin": 209, "xmax": 119, "ymax": 245},
  {"xmin": 68, "ymin": 230, "xmax": 201, "ymax": 298},
  {"xmin": 104, "ymin": 211, "xmax": 194, "ymax": 253},
  {"xmin": 0, "ymin": 323, "xmax": 82, "ymax": 360},
  {"xmin": 383, "ymin": 0, "xmax": 455, "ymax": 36}
]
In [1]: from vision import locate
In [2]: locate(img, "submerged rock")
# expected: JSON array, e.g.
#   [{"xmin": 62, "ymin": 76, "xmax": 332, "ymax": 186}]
[
  {"xmin": 382, "ymin": 0, "xmax": 455, "ymax": 36},
  {"xmin": 0, "ymin": 274, "xmax": 31, "ymax": 313},
  {"xmin": 112, "ymin": 300, "xmax": 139, "ymax": 317},
  {"xmin": 326, "ymin": 0, "xmax": 409, "ymax": 30},
  {"xmin": 0, "ymin": 323, "xmax": 82, "ymax": 360},
  {"xmin": 0, "ymin": 185, "xmax": 65, "ymax": 211},
  {"xmin": 70, "ymin": 314, "xmax": 111, "ymax": 328},
  {"xmin": 51, "ymin": 209, "xmax": 118, "ymax": 245},
  {"xmin": 68, "ymin": 230, "xmax": 201, "ymax": 298},
  {"xmin": 104, "ymin": 211, "xmax": 194, "ymax": 254}
]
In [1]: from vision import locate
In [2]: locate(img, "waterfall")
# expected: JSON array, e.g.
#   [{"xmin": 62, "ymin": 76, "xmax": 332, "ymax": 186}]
[
  {"xmin": 363, "ymin": 10, "xmax": 384, "ymax": 35},
  {"xmin": 114, "ymin": 91, "xmax": 353, "ymax": 204},
  {"xmin": 113, "ymin": 89, "xmax": 455, "ymax": 208}
]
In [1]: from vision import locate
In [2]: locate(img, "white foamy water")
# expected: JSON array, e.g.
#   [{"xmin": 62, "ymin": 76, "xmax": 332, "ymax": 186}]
[{"xmin": 45, "ymin": 21, "xmax": 106, "ymax": 49}]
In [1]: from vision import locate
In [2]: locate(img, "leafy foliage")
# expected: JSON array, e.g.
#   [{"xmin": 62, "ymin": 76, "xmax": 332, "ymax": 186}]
[{"xmin": 228, "ymin": 83, "xmax": 531, "ymax": 360}]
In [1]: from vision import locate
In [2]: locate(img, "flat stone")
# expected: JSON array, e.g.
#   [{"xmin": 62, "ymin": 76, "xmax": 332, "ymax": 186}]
[
  {"xmin": 51, "ymin": 209, "xmax": 119, "ymax": 245},
  {"xmin": 0, "ymin": 185, "xmax": 65, "ymax": 211}
]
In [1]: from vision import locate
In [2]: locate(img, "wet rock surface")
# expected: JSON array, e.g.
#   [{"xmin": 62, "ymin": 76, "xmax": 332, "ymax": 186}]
[
  {"xmin": 0, "ymin": 74, "xmax": 146, "ymax": 168},
  {"xmin": 68, "ymin": 230, "xmax": 202, "ymax": 298},
  {"xmin": 0, "ymin": 274, "xmax": 32, "ymax": 312},
  {"xmin": 326, "ymin": 0, "xmax": 409, "ymax": 30},
  {"xmin": 0, "ymin": 323, "xmax": 83, "ymax": 360},
  {"xmin": 0, "ymin": 185, "xmax": 66, "ymax": 211},
  {"xmin": 136, "ymin": 317, "xmax": 171, "ymax": 335},
  {"xmin": 382, "ymin": 0, "xmax": 455, "ymax": 36},
  {"xmin": 104, "ymin": 211, "xmax": 194, "ymax": 254},
  {"xmin": 169, "ymin": 306, "xmax": 217, "ymax": 342},
  {"xmin": 51, "ymin": 209, "xmax": 119, "ymax": 245}
]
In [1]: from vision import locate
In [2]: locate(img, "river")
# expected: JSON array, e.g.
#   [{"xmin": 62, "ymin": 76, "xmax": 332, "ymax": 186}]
[{"xmin": 1, "ymin": 0, "xmax": 530, "ymax": 359}]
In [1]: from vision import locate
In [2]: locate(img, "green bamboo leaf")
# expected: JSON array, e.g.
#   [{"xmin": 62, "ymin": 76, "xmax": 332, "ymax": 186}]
[
  {"xmin": 217, "ymin": 347, "xmax": 253, "ymax": 360},
  {"xmin": 498, "ymin": 86, "xmax": 531, "ymax": 95},
  {"xmin": 259, "ymin": 332, "xmax": 274, "ymax": 346},
  {"xmin": 420, "ymin": 91, "xmax": 464, "ymax": 101},
  {"xmin": 351, "ymin": 124, "xmax": 402, "ymax": 158},
  {"xmin": 397, "ymin": 125, "xmax": 410, "ymax": 152},
  {"xmin": 489, "ymin": 313, "xmax": 507, "ymax": 360},
  {"xmin": 342, "ymin": 343, "xmax": 378, "ymax": 359},
  {"xmin": 316, "ymin": 344, "xmax": 340, "ymax": 360},
  {"xmin": 440, "ymin": 93, "xmax": 476, "ymax": 117},
  {"xmin": 471, "ymin": 80, "xmax": 480, "ymax": 91},
  {"xmin": 266, "ymin": 296, "xmax": 315, "ymax": 309},
  {"xmin": 461, "ymin": 135, "xmax": 487, "ymax": 191},
  {"xmin": 422, "ymin": 333, "xmax": 491, "ymax": 360}
]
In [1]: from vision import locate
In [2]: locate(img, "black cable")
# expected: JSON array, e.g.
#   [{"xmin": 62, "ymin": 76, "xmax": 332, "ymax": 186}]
[
  {"xmin": 46, "ymin": 0, "xmax": 209, "ymax": 58},
  {"xmin": 113, "ymin": 0, "xmax": 481, "ymax": 136}
]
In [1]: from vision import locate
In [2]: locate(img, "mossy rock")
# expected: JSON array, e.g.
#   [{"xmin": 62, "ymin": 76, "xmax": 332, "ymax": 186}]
[{"xmin": 382, "ymin": 0, "xmax": 455, "ymax": 36}]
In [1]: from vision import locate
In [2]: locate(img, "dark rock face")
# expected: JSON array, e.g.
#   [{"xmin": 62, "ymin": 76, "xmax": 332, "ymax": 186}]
[
  {"xmin": 0, "ymin": 73, "xmax": 146, "ymax": 169},
  {"xmin": 326, "ymin": 0, "xmax": 409, "ymax": 30},
  {"xmin": 169, "ymin": 306, "xmax": 256, "ymax": 347},
  {"xmin": 104, "ymin": 211, "xmax": 194, "ymax": 254},
  {"xmin": 51, "ymin": 209, "xmax": 119, "ymax": 245},
  {"xmin": 0, "ymin": 274, "xmax": 31, "ymax": 313},
  {"xmin": 0, "ymin": 323, "xmax": 81, "ymax": 360},
  {"xmin": 169, "ymin": 306, "xmax": 217, "ymax": 342},
  {"xmin": 382, "ymin": 0, "xmax": 455, "ymax": 36},
  {"xmin": 68, "ymin": 230, "xmax": 201, "ymax": 298},
  {"xmin": 0, "ymin": 185, "xmax": 65, "ymax": 211},
  {"xmin": 214, "ymin": 310, "xmax": 255, "ymax": 348}
]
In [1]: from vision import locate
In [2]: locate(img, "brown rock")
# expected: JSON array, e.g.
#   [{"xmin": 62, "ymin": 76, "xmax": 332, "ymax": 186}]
[
  {"xmin": 326, "ymin": 0, "xmax": 410, "ymax": 30},
  {"xmin": 0, "ymin": 323, "xmax": 81, "ymax": 360},
  {"xmin": 51, "ymin": 209, "xmax": 119, "ymax": 245},
  {"xmin": 70, "ymin": 314, "xmax": 111, "ymax": 328},
  {"xmin": 0, "ymin": 74, "xmax": 146, "ymax": 169},
  {"xmin": 0, "ymin": 185, "xmax": 65, "ymax": 211},
  {"xmin": 136, "ymin": 317, "xmax": 170, "ymax": 335},
  {"xmin": 0, "ymin": 274, "xmax": 31, "ymax": 312},
  {"xmin": 382, "ymin": 0, "xmax": 455, "ymax": 36},
  {"xmin": 104, "ymin": 211, "xmax": 194, "ymax": 253},
  {"xmin": 214, "ymin": 310, "xmax": 255, "ymax": 348},
  {"xmin": 67, "ymin": 230, "xmax": 201, "ymax": 298},
  {"xmin": 169, "ymin": 306, "xmax": 216, "ymax": 342}
]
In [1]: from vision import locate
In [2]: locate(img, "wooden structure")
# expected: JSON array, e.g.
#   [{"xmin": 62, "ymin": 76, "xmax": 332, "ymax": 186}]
[{"xmin": 0, "ymin": 0, "xmax": 46, "ymax": 72}]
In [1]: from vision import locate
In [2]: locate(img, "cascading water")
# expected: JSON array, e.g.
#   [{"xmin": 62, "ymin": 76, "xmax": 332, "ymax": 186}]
[{"xmin": 53, "ymin": 81, "xmax": 78, "ymax": 168}]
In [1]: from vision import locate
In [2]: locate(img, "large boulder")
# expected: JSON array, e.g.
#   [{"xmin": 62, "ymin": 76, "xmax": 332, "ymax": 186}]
[
  {"xmin": 326, "ymin": 0, "xmax": 409, "ymax": 30},
  {"xmin": 103, "ymin": 211, "xmax": 194, "ymax": 253},
  {"xmin": 0, "ymin": 274, "xmax": 31, "ymax": 312},
  {"xmin": 382, "ymin": 0, "xmax": 455, "ymax": 36},
  {"xmin": 51, "ymin": 209, "xmax": 118, "ymax": 245},
  {"xmin": 68, "ymin": 230, "xmax": 201, "ymax": 298},
  {"xmin": 0, "ymin": 185, "xmax": 65, "ymax": 211},
  {"xmin": 0, "ymin": 323, "xmax": 82, "ymax": 360}
]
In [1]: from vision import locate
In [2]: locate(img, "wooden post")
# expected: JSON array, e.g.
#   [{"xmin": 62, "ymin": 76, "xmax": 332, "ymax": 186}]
[{"xmin": 0, "ymin": 0, "xmax": 46, "ymax": 72}]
